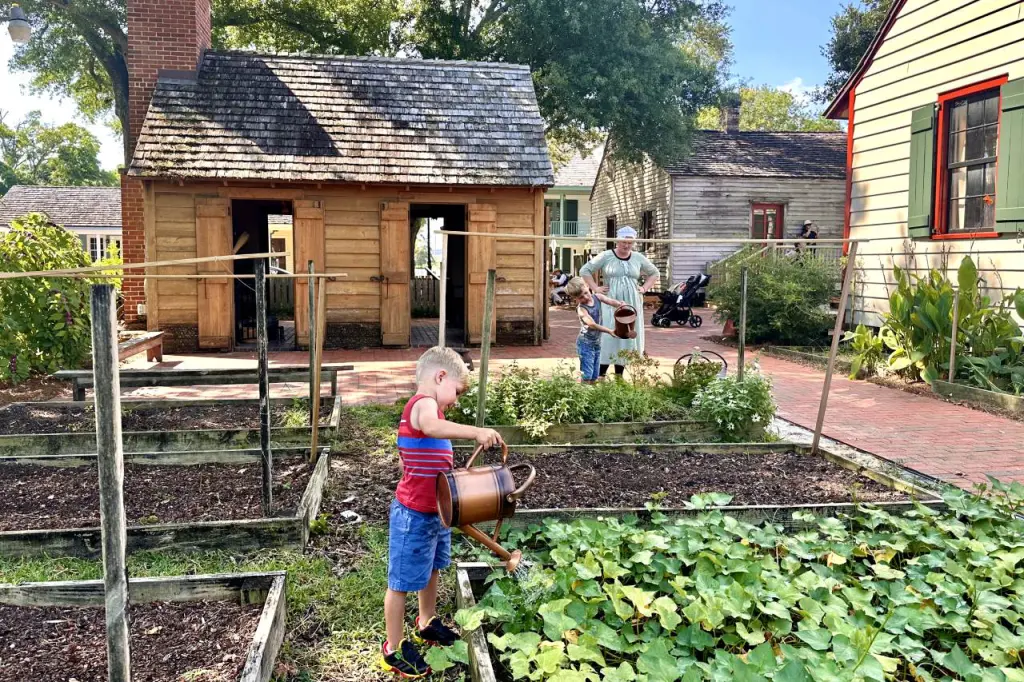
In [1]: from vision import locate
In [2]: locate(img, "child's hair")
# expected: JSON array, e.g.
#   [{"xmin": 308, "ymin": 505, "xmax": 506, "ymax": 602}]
[
  {"xmin": 416, "ymin": 346, "xmax": 470, "ymax": 385},
  {"xmin": 565, "ymin": 277, "xmax": 587, "ymax": 300}
]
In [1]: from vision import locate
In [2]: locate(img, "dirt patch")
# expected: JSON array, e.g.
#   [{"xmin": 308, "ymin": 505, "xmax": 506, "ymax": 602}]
[
  {"xmin": 0, "ymin": 600, "xmax": 261, "ymax": 681},
  {"xmin": 332, "ymin": 448, "xmax": 906, "ymax": 523},
  {"xmin": 0, "ymin": 376, "xmax": 70, "ymax": 408},
  {"xmin": 0, "ymin": 402, "xmax": 333, "ymax": 435},
  {"xmin": 0, "ymin": 457, "xmax": 313, "ymax": 531}
]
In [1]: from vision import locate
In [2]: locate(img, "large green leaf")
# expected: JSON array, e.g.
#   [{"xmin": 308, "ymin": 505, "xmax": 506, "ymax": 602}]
[{"xmin": 958, "ymin": 256, "xmax": 979, "ymax": 297}]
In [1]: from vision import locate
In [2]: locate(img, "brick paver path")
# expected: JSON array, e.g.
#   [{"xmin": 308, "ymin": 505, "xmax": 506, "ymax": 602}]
[{"xmin": 121, "ymin": 307, "xmax": 1024, "ymax": 486}]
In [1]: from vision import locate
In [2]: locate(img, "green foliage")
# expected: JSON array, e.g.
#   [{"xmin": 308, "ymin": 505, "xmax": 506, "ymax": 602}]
[
  {"xmin": 841, "ymin": 324, "xmax": 884, "ymax": 379},
  {"xmin": 0, "ymin": 213, "xmax": 93, "ymax": 383},
  {"xmin": 94, "ymin": 240, "xmax": 123, "ymax": 288},
  {"xmin": 461, "ymin": 480, "xmax": 1024, "ymax": 681},
  {"xmin": 709, "ymin": 254, "xmax": 841, "ymax": 345},
  {"xmin": 690, "ymin": 368, "xmax": 775, "ymax": 441},
  {"xmin": 0, "ymin": 110, "xmax": 118, "ymax": 192},
  {"xmin": 695, "ymin": 85, "xmax": 841, "ymax": 132},
  {"xmin": 663, "ymin": 355, "xmax": 722, "ymax": 407},
  {"xmin": 281, "ymin": 398, "xmax": 310, "ymax": 428},
  {"xmin": 818, "ymin": 0, "xmax": 895, "ymax": 104}
]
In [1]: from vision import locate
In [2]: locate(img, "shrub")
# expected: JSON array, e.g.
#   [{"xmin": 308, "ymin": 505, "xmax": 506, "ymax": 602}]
[
  {"xmin": 709, "ymin": 254, "xmax": 840, "ymax": 345},
  {"xmin": 662, "ymin": 353, "xmax": 722, "ymax": 406},
  {"xmin": 691, "ymin": 368, "xmax": 775, "ymax": 441},
  {"xmin": 586, "ymin": 378, "xmax": 682, "ymax": 424},
  {"xmin": 0, "ymin": 214, "xmax": 94, "ymax": 382}
]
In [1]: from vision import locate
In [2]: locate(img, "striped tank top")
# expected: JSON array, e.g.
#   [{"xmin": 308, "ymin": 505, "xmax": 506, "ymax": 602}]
[{"xmin": 395, "ymin": 394, "xmax": 454, "ymax": 514}]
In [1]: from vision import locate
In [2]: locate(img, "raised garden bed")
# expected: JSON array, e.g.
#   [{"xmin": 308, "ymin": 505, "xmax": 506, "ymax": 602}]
[
  {"xmin": 765, "ymin": 345, "xmax": 854, "ymax": 374},
  {"xmin": 0, "ymin": 448, "xmax": 331, "ymax": 558},
  {"xmin": 0, "ymin": 571, "xmax": 285, "ymax": 682},
  {"xmin": 462, "ymin": 419, "xmax": 724, "ymax": 445},
  {"xmin": 932, "ymin": 379, "xmax": 1024, "ymax": 416}
]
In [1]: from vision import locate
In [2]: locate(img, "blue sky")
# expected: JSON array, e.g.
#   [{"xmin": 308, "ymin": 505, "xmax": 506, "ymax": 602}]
[{"xmin": 2, "ymin": 0, "xmax": 842, "ymax": 172}]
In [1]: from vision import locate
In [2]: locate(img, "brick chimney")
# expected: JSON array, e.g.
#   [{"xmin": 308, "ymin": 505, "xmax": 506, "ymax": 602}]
[
  {"xmin": 720, "ymin": 104, "xmax": 741, "ymax": 134},
  {"xmin": 121, "ymin": 0, "xmax": 211, "ymax": 328}
]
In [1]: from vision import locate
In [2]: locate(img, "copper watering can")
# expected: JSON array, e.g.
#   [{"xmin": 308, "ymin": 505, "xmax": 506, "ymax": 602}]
[
  {"xmin": 613, "ymin": 305, "xmax": 638, "ymax": 339},
  {"xmin": 436, "ymin": 443, "xmax": 536, "ymax": 572}
]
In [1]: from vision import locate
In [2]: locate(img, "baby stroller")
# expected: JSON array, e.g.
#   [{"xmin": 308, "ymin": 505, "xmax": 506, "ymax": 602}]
[{"xmin": 651, "ymin": 273, "xmax": 710, "ymax": 328}]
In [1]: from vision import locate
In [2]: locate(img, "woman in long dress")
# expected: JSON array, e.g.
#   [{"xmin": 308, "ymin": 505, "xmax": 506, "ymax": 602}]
[{"xmin": 579, "ymin": 226, "xmax": 660, "ymax": 377}]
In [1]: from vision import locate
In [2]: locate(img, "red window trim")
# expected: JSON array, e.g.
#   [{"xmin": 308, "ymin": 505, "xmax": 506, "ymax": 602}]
[
  {"xmin": 932, "ymin": 74, "xmax": 1008, "ymax": 237},
  {"xmin": 750, "ymin": 203, "xmax": 785, "ymax": 242}
]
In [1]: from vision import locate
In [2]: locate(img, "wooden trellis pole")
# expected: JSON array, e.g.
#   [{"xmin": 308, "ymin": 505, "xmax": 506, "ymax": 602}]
[
  {"xmin": 255, "ymin": 261, "xmax": 273, "ymax": 516},
  {"xmin": 308, "ymin": 260, "xmax": 317, "ymax": 424},
  {"xmin": 90, "ymin": 284, "xmax": 132, "ymax": 682},
  {"xmin": 476, "ymin": 269, "xmax": 497, "ymax": 427},
  {"xmin": 0, "ymin": 251, "xmax": 274, "ymax": 280},
  {"xmin": 738, "ymin": 267, "xmax": 749, "ymax": 381},
  {"xmin": 309, "ymin": 281, "xmax": 328, "ymax": 464}
]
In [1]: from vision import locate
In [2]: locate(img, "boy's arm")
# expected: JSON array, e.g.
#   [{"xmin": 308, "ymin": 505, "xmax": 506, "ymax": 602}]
[
  {"xmin": 578, "ymin": 308, "xmax": 616, "ymax": 336},
  {"xmin": 594, "ymin": 292, "xmax": 628, "ymax": 308},
  {"xmin": 411, "ymin": 398, "xmax": 504, "ymax": 448}
]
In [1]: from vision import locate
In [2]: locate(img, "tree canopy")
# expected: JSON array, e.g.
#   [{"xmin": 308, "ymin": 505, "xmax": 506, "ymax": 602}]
[
  {"xmin": 1, "ymin": 111, "xmax": 118, "ymax": 193},
  {"xmin": 4, "ymin": 0, "xmax": 730, "ymax": 169},
  {"xmin": 817, "ymin": 0, "xmax": 894, "ymax": 104},
  {"xmin": 695, "ymin": 86, "xmax": 840, "ymax": 132}
]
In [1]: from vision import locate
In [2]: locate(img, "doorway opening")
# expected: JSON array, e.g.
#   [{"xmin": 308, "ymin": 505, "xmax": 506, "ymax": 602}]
[
  {"xmin": 409, "ymin": 203, "xmax": 466, "ymax": 347},
  {"xmin": 231, "ymin": 199, "xmax": 296, "ymax": 350}
]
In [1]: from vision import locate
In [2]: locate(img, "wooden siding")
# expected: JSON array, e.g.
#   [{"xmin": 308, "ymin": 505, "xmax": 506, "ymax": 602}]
[
  {"xmin": 146, "ymin": 183, "xmax": 544, "ymax": 344},
  {"xmin": 848, "ymin": 0, "xmax": 1024, "ymax": 327},
  {"xmin": 670, "ymin": 176, "xmax": 846, "ymax": 279},
  {"xmin": 589, "ymin": 155, "xmax": 673, "ymax": 286}
]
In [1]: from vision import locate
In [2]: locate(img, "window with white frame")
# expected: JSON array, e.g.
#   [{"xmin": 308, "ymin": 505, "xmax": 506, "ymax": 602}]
[{"xmin": 79, "ymin": 234, "xmax": 122, "ymax": 262}]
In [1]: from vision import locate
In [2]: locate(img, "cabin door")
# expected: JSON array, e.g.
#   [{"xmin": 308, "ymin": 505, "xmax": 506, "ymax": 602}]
[
  {"xmin": 380, "ymin": 201, "xmax": 412, "ymax": 346},
  {"xmin": 294, "ymin": 199, "xmax": 325, "ymax": 349},
  {"xmin": 466, "ymin": 203, "xmax": 497, "ymax": 345},
  {"xmin": 195, "ymin": 197, "xmax": 234, "ymax": 349}
]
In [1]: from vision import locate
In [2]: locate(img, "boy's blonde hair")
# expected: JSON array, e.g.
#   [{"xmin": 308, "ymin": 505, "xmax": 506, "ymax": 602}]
[
  {"xmin": 565, "ymin": 277, "xmax": 587, "ymax": 300},
  {"xmin": 416, "ymin": 346, "xmax": 470, "ymax": 385}
]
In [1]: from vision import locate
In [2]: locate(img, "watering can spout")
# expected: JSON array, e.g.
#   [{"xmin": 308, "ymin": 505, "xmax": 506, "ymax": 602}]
[{"xmin": 458, "ymin": 524, "xmax": 523, "ymax": 573}]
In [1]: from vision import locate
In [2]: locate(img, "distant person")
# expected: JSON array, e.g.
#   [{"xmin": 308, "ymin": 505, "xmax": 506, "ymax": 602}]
[
  {"xmin": 787, "ymin": 221, "xmax": 820, "ymax": 258},
  {"xmin": 565, "ymin": 277, "xmax": 629, "ymax": 383},
  {"xmin": 550, "ymin": 269, "xmax": 569, "ymax": 305}
]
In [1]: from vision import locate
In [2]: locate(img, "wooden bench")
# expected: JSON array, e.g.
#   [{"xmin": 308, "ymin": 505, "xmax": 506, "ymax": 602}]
[
  {"xmin": 55, "ymin": 364, "xmax": 353, "ymax": 401},
  {"xmin": 118, "ymin": 331, "xmax": 164, "ymax": 363}
]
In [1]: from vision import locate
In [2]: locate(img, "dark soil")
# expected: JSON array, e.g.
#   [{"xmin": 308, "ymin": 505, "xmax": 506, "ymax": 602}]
[
  {"xmin": 0, "ymin": 457, "xmax": 313, "ymax": 531},
  {"xmin": 0, "ymin": 600, "xmax": 260, "ymax": 681},
  {"xmin": 0, "ymin": 402, "xmax": 333, "ymax": 435},
  {"xmin": 332, "ymin": 448, "xmax": 906, "ymax": 523},
  {"xmin": 0, "ymin": 376, "xmax": 70, "ymax": 407}
]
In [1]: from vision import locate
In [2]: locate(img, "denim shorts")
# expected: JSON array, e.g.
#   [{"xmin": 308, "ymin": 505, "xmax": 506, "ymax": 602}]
[
  {"xmin": 388, "ymin": 499, "xmax": 452, "ymax": 592},
  {"xmin": 577, "ymin": 336, "xmax": 602, "ymax": 381}
]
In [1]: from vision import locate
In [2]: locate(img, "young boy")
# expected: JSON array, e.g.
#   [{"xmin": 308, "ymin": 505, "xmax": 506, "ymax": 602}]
[
  {"xmin": 565, "ymin": 277, "xmax": 628, "ymax": 383},
  {"xmin": 381, "ymin": 346, "xmax": 505, "ymax": 678}
]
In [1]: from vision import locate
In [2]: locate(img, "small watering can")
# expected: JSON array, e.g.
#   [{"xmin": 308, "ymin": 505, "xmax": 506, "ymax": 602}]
[
  {"xmin": 436, "ymin": 443, "xmax": 536, "ymax": 572},
  {"xmin": 613, "ymin": 305, "xmax": 638, "ymax": 339}
]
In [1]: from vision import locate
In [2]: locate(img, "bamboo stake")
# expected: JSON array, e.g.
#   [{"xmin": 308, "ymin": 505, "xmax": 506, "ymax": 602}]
[
  {"xmin": 812, "ymin": 242, "xmax": 860, "ymax": 454},
  {"xmin": 309, "ymin": 281, "xmax": 328, "ymax": 464},
  {"xmin": 90, "ymin": 284, "xmax": 131, "ymax": 682},
  {"xmin": 255, "ymin": 261, "xmax": 273, "ymax": 516},
  {"xmin": 308, "ymin": 260, "xmax": 317, "ymax": 424},
  {"xmin": 738, "ymin": 267, "xmax": 748, "ymax": 381},
  {"xmin": 0, "ymin": 251, "xmax": 275, "ymax": 280},
  {"xmin": 476, "ymin": 269, "xmax": 497, "ymax": 427},
  {"xmin": 949, "ymin": 289, "xmax": 960, "ymax": 382},
  {"xmin": 438, "ymin": 233, "xmax": 450, "ymax": 349}
]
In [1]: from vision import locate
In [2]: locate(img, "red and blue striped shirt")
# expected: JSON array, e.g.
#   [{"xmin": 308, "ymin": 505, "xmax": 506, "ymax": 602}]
[{"xmin": 395, "ymin": 394, "xmax": 454, "ymax": 514}]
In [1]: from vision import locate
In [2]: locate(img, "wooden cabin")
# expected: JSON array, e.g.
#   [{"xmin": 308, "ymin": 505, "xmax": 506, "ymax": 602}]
[{"xmin": 121, "ymin": 2, "xmax": 552, "ymax": 352}]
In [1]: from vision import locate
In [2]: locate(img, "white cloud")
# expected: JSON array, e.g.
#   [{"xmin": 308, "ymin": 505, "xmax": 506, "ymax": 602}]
[
  {"xmin": 778, "ymin": 77, "xmax": 817, "ymax": 105},
  {"xmin": 3, "ymin": 34, "xmax": 123, "ymax": 172}
]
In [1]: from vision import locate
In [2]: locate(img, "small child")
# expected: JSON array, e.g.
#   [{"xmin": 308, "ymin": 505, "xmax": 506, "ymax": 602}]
[
  {"xmin": 381, "ymin": 346, "xmax": 504, "ymax": 678},
  {"xmin": 565, "ymin": 277, "xmax": 628, "ymax": 383}
]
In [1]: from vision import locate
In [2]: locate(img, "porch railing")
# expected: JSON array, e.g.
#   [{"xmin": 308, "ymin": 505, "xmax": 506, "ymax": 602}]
[{"xmin": 549, "ymin": 220, "xmax": 590, "ymax": 237}]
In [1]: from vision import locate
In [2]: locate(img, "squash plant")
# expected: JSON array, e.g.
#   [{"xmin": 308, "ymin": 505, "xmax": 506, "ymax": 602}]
[{"xmin": 458, "ymin": 483, "xmax": 1024, "ymax": 681}]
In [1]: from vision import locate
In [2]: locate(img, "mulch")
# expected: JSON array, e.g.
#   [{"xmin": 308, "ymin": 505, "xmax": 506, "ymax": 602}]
[
  {"xmin": 0, "ymin": 600, "xmax": 260, "ymax": 681},
  {"xmin": 0, "ymin": 457, "xmax": 313, "ymax": 531},
  {"xmin": 0, "ymin": 402, "xmax": 333, "ymax": 435},
  {"xmin": 0, "ymin": 376, "xmax": 70, "ymax": 408},
  {"xmin": 330, "ymin": 448, "xmax": 906, "ymax": 523}
]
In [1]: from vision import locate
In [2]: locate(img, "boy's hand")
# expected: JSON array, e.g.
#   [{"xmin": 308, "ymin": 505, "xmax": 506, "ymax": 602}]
[{"xmin": 475, "ymin": 428, "xmax": 505, "ymax": 449}]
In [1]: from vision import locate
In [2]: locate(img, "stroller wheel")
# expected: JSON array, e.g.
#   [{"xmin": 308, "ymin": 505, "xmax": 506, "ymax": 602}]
[{"xmin": 690, "ymin": 315, "xmax": 703, "ymax": 328}]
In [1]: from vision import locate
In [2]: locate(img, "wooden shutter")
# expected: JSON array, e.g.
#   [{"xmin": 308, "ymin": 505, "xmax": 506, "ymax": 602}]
[
  {"xmin": 996, "ymin": 78, "xmax": 1024, "ymax": 235},
  {"xmin": 195, "ymin": 197, "xmax": 233, "ymax": 349},
  {"xmin": 294, "ymin": 199, "xmax": 325, "ymax": 348},
  {"xmin": 467, "ymin": 203, "xmax": 497, "ymax": 345},
  {"xmin": 908, "ymin": 104, "xmax": 937, "ymax": 238},
  {"xmin": 380, "ymin": 202, "xmax": 411, "ymax": 346}
]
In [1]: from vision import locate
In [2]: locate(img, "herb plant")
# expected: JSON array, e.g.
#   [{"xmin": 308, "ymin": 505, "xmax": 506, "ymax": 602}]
[{"xmin": 690, "ymin": 368, "xmax": 775, "ymax": 441}]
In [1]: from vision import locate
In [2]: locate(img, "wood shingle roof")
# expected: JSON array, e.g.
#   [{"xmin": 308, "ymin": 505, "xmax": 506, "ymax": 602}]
[
  {"xmin": 0, "ymin": 186, "xmax": 121, "ymax": 228},
  {"xmin": 128, "ymin": 52, "xmax": 554, "ymax": 187},
  {"xmin": 663, "ymin": 131, "xmax": 847, "ymax": 179}
]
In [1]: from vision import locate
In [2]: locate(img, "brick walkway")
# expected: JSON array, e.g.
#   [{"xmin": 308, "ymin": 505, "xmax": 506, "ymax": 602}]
[{"xmin": 122, "ymin": 307, "xmax": 1024, "ymax": 486}]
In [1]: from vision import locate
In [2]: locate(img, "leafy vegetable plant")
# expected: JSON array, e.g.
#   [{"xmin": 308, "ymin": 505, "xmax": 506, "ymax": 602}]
[
  {"xmin": 841, "ymin": 324, "xmax": 884, "ymax": 380},
  {"xmin": 690, "ymin": 367, "xmax": 775, "ymax": 441}
]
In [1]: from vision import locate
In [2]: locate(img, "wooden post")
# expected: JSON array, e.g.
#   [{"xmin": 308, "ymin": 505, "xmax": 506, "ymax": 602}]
[
  {"xmin": 949, "ymin": 289, "xmax": 960, "ymax": 382},
  {"xmin": 812, "ymin": 241, "xmax": 859, "ymax": 454},
  {"xmin": 438, "ymin": 233, "xmax": 449, "ymax": 348},
  {"xmin": 307, "ymin": 260, "xmax": 316, "ymax": 424},
  {"xmin": 476, "ymin": 269, "xmax": 497, "ymax": 427},
  {"xmin": 90, "ymin": 284, "xmax": 132, "ymax": 682},
  {"xmin": 309, "ymin": 282, "xmax": 328, "ymax": 464},
  {"xmin": 255, "ymin": 261, "xmax": 273, "ymax": 516},
  {"xmin": 738, "ymin": 266, "xmax": 748, "ymax": 380}
]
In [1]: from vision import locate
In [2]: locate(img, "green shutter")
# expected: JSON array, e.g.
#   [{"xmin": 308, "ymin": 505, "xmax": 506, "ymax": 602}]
[
  {"xmin": 996, "ymin": 78, "xmax": 1024, "ymax": 235},
  {"xmin": 908, "ymin": 104, "xmax": 937, "ymax": 238}
]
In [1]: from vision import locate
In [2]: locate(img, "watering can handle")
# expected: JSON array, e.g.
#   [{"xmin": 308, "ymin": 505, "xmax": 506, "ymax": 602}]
[
  {"xmin": 506, "ymin": 463, "xmax": 537, "ymax": 503},
  {"xmin": 465, "ymin": 441, "xmax": 508, "ymax": 469}
]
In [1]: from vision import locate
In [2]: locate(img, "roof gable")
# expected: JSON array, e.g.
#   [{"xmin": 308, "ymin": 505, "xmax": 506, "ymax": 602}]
[
  {"xmin": 553, "ymin": 144, "xmax": 604, "ymax": 188},
  {"xmin": 663, "ymin": 131, "xmax": 847, "ymax": 179},
  {"xmin": 129, "ymin": 51, "xmax": 554, "ymax": 187},
  {"xmin": 0, "ymin": 186, "xmax": 122, "ymax": 228}
]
